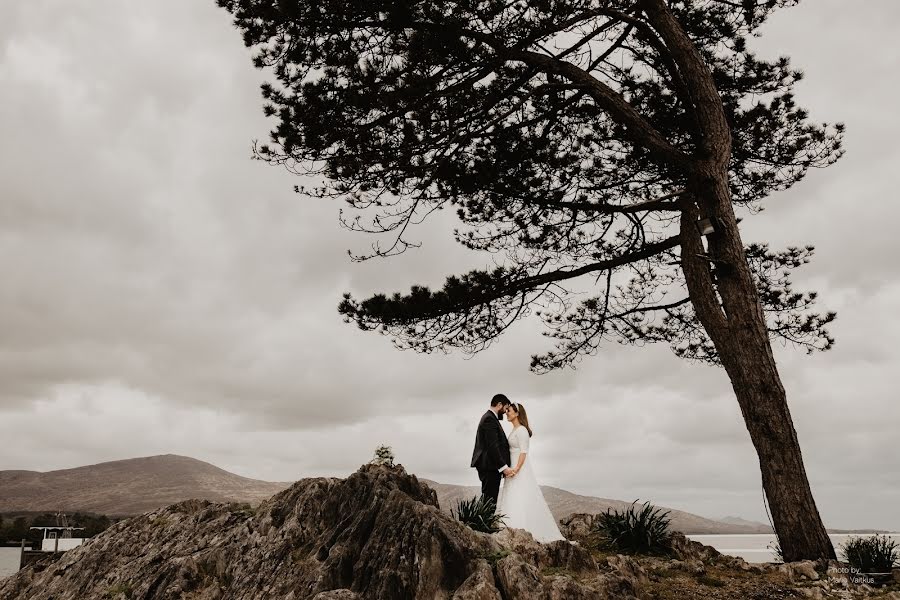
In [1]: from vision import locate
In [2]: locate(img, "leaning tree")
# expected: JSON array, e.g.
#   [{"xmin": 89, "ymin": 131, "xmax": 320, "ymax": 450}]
[{"xmin": 219, "ymin": 0, "xmax": 843, "ymax": 560}]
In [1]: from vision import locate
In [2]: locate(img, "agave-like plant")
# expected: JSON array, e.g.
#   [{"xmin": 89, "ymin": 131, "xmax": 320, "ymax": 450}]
[
  {"xmin": 840, "ymin": 535, "xmax": 900, "ymax": 574},
  {"xmin": 452, "ymin": 496, "xmax": 506, "ymax": 534},
  {"xmin": 591, "ymin": 500, "xmax": 674, "ymax": 556}
]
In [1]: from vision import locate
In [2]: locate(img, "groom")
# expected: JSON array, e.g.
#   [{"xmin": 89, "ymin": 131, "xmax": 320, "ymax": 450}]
[{"xmin": 471, "ymin": 394, "xmax": 515, "ymax": 507}]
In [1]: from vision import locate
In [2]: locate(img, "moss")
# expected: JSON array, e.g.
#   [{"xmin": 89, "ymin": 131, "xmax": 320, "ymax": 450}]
[
  {"xmin": 104, "ymin": 582, "xmax": 134, "ymax": 599},
  {"xmin": 650, "ymin": 566, "xmax": 679, "ymax": 580},
  {"xmin": 541, "ymin": 566, "xmax": 579, "ymax": 579},
  {"xmin": 479, "ymin": 549, "xmax": 510, "ymax": 565},
  {"xmin": 588, "ymin": 548, "xmax": 616, "ymax": 562},
  {"xmin": 226, "ymin": 503, "xmax": 256, "ymax": 518},
  {"xmin": 696, "ymin": 574, "xmax": 727, "ymax": 587}
]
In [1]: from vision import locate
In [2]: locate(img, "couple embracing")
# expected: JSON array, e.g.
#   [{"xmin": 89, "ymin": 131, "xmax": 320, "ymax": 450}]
[{"xmin": 470, "ymin": 393, "xmax": 564, "ymax": 543}]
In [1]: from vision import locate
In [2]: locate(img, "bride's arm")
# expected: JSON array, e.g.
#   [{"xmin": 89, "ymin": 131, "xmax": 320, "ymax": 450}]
[
  {"xmin": 512, "ymin": 452, "xmax": 526, "ymax": 474},
  {"xmin": 512, "ymin": 429, "xmax": 529, "ymax": 474}
]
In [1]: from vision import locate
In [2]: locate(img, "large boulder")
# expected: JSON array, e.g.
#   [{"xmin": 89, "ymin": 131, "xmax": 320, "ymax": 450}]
[
  {"xmin": 451, "ymin": 560, "xmax": 502, "ymax": 600},
  {"xmin": 0, "ymin": 464, "xmax": 499, "ymax": 600},
  {"xmin": 493, "ymin": 528, "xmax": 597, "ymax": 576},
  {"xmin": 558, "ymin": 513, "xmax": 597, "ymax": 543},
  {"xmin": 668, "ymin": 532, "xmax": 721, "ymax": 562}
]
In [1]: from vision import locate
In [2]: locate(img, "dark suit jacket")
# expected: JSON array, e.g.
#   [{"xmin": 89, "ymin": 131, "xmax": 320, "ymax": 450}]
[{"xmin": 471, "ymin": 410, "xmax": 511, "ymax": 472}]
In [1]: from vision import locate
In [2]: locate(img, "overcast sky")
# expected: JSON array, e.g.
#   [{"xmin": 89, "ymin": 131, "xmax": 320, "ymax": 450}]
[{"xmin": 1, "ymin": 1, "xmax": 898, "ymax": 531}]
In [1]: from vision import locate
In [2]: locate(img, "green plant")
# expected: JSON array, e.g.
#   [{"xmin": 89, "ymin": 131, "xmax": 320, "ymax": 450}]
[
  {"xmin": 452, "ymin": 496, "xmax": 505, "ymax": 534},
  {"xmin": 590, "ymin": 500, "xmax": 673, "ymax": 556},
  {"xmin": 840, "ymin": 535, "xmax": 900, "ymax": 574},
  {"xmin": 226, "ymin": 502, "xmax": 255, "ymax": 518},
  {"xmin": 371, "ymin": 445, "xmax": 395, "ymax": 467},
  {"xmin": 104, "ymin": 582, "xmax": 134, "ymax": 599},
  {"xmin": 479, "ymin": 549, "xmax": 511, "ymax": 565},
  {"xmin": 767, "ymin": 538, "xmax": 784, "ymax": 563}
]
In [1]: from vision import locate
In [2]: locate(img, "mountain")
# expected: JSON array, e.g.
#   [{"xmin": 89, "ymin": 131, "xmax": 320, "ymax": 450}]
[
  {"xmin": 0, "ymin": 455, "xmax": 792, "ymax": 534},
  {"xmin": 423, "ymin": 480, "xmax": 773, "ymax": 534},
  {"xmin": 0, "ymin": 455, "xmax": 289, "ymax": 515},
  {"xmin": 718, "ymin": 516, "xmax": 773, "ymax": 531},
  {"xmin": 719, "ymin": 515, "xmax": 769, "ymax": 526},
  {"xmin": 715, "ymin": 516, "xmax": 895, "ymax": 535}
]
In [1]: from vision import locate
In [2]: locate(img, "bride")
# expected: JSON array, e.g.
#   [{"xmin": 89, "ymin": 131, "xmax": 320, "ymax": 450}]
[{"xmin": 496, "ymin": 402, "xmax": 564, "ymax": 543}]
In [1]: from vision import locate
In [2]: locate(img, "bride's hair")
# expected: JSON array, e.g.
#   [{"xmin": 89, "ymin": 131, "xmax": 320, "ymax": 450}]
[{"xmin": 512, "ymin": 403, "xmax": 533, "ymax": 438}]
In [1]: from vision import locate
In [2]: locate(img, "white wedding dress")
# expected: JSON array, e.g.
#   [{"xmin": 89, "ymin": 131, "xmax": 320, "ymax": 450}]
[{"xmin": 496, "ymin": 426, "xmax": 564, "ymax": 543}]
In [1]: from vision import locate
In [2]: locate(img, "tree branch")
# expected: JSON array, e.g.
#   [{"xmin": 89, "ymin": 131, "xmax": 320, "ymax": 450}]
[
  {"xmin": 491, "ymin": 234, "xmax": 682, "ymax": 300},
  {"xmin": 447, "ymin": 28, "xmax": 694, "ymax": 170},
  {"xmin": 639, "ymin": 0, "xmax": 732, "ymax": 164},
  {"xmin": 523, "ymin": 189, "xmax": 685, "ymax": 215}
]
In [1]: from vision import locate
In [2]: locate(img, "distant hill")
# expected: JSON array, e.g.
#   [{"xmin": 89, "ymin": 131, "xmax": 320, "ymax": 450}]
[
  {"xmin": 0, "ymin": 455, "xmax": 289, "ymax": 515},
  {"xmin": 422, "ymin": 480, "xmax": 773, "ymax": 535},
  {"xmin": 718, "ymin": 515, "xmax": 774, "ymax": 530},
  {"xmin": 714, "ymin": 516, "xmax": 895, "ymax": 535},
  {"xmin": 5, "ymin": 455, "xmax": 871, "ymax": 535}
]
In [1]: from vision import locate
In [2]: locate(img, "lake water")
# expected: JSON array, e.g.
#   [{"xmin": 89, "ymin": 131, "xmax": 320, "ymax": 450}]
[
  {"xmin": 2, "ymin": 535, "xmax": 898, "ymax": 578},
  {"xmin": 0, "ymin": 547, "xmax": 27, "ymax": 579},
  {"xmin": 687, "ymin": 533, "xmax": 900, "ymax": 563}
]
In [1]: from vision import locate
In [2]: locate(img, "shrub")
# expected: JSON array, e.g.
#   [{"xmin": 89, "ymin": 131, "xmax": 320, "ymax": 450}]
[
  {"xmin": 840, "ymin": 535, "xmax": 900, "ymax": 574},
  {"xmin": 590, "ymin": 500, "xmax": 674, "ymax": 556},
  {"xmin": 371, "ymin": 445, "xmax": 395, "ymax": 467},
  {"xmin": 452, "ymin": 495, "xmax": 505, "ymax": 534}
]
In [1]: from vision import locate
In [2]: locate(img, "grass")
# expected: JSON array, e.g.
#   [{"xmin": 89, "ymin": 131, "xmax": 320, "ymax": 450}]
[
  {"xmin": 766, "ymin": 538, "xmax": 784, "ymax": 563},
  {"xmin": 696, "ymin": 574, "xmax": 727, "ymax": 587}
]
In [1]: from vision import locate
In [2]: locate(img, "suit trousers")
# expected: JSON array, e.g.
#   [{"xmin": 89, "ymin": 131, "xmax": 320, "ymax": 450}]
[{"xmin": 477, "ymin": 467, "xmax": 502, "ymax": 507}]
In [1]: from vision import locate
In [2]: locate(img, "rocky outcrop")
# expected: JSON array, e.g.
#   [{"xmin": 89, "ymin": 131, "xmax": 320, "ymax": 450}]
[
  {"xmin": 559, "ymin": 512, "xmax": 720, "ymax": 562},
  {"xmin": 0, "ymin": 464, "xmax": 643, "ymax": 600},
  {"xmin": 2, "ymin": 464, "xmax": 894, "ymax": 600}
]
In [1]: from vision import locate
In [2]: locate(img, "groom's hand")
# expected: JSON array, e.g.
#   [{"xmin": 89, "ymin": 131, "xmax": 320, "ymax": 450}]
[{"xmin": 502, "ymin": 468, "xmax": 515, "ymax": 478}]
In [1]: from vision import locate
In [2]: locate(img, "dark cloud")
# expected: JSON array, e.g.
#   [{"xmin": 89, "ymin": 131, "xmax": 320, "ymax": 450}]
[{"xmin": 0, "ymin": 0, "xmax": 898, "ymax": 531}]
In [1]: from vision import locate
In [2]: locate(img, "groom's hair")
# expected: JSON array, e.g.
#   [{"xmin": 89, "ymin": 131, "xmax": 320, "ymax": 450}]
[{"xmin": 490, "ymin": 393, "xmax": 511, "ymax": 407}]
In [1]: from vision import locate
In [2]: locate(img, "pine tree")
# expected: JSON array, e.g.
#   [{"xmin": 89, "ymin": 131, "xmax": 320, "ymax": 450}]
[{"xmin": 219, "ymin": 0, "xmax": 843, "ymax": 560}]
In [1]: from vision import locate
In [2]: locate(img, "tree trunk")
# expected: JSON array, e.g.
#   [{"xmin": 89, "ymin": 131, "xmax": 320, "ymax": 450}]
[
  {"xmin": 637, "ymin": 0, "xmax": 835, "ymax": 562},
  {"xmin": 680, "ymin": 172, "xmax": 836, "ymax": 562},
  {"xmin": 718, "ymin": 310, "xmax": 836, "ymax": 563}
]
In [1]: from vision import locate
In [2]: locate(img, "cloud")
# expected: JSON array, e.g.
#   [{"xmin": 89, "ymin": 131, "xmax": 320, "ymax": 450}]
[{"xmin": 0, "ymin": 0, "xmax": 898, "ymax": 531}]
